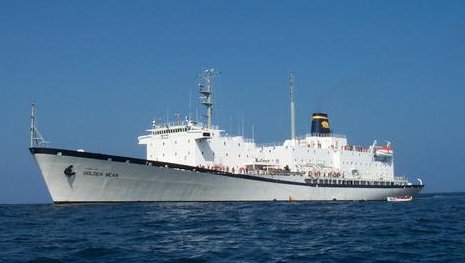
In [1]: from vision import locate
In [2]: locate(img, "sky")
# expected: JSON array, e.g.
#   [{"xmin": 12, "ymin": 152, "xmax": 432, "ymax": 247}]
[{"xmin": 1, "ymin": 0, "xmax": 464, "ymax": 203}]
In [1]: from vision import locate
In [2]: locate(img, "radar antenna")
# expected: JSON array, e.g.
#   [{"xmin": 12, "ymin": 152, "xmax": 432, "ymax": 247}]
[
  {"xmin": 199, "ymin": 68, "xmax": 220, "ymax": 129},
  {"xmin": 30, "ymin": 103, "xmax": 49, "ymax": 147}
]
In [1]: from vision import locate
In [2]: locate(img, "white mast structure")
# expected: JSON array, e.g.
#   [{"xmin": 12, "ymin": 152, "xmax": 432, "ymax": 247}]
[
  {"xmin": 199, "ymin": 68, "xmax": 220, "ymax": 129},
  {"xmin": 30, "ymin": 103, "xmax": 48, "ymax": 147},
  {"xmin": 289, "ymin": 72, "xmax": 296, "ymax": 143}
]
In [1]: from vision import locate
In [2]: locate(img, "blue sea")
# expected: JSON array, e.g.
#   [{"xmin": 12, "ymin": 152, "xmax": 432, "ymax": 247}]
[{"xmin": 1, "ymin": 193, "xmax": 464, "ymax": 263}]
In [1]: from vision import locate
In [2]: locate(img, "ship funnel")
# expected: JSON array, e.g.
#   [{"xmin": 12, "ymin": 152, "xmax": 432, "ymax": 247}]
[{"xmin": 311, "ymin": 113, "xmax": 331, "ymax": 135}]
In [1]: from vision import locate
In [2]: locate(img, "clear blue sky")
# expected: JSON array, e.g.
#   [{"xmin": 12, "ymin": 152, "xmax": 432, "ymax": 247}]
[{"xmin": 1, "ymin": 0, "xmax": 464, "ymax": 203}]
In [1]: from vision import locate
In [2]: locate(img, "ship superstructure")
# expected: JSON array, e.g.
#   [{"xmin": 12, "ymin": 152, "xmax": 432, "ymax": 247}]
[
  {"xmin": 30, "ymin": 69, "xmax": 423, "ymax": 202},
  {"xmin": 138, "ymin": 70, "xmax": 406, "ymax": 188}
]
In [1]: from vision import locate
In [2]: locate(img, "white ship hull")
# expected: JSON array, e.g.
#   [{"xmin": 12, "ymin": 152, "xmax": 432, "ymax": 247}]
[{"xmin": 31, "ymin": 147, "xmax": 423, "ymax": 202}]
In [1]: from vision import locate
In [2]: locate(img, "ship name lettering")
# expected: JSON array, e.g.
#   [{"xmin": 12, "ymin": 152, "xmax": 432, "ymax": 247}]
[
  {"xmin": 83, "ymin": 171, "xmax": 104, "ymax": 176},
  {"xmin": 83, "ymin": 169, "xmax": 119, "ymax": 177},
  {"xmin": 105, "ymin": 172, "xmax": 119, "ymax": 177}
]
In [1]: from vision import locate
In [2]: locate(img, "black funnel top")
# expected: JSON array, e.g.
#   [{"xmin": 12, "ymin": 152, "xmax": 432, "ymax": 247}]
[{"xmin": 311, "ymin": 113, "xmax": 331, "ymax": 135}]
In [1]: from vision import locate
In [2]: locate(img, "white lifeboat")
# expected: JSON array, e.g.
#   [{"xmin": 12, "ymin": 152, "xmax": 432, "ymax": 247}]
[{"xmin": 387, "ymin": 195, "xmax": 413, "ymax": 202}]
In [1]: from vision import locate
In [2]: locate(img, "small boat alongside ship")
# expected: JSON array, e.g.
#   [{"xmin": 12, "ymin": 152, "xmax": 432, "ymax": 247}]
[
  {"xmin": 29, "ymin": 69, "xmax": 424, "ymax": 202},
  {"xmin": 387, "ymin": 195, "xmax": 413, "ymax": 202}
]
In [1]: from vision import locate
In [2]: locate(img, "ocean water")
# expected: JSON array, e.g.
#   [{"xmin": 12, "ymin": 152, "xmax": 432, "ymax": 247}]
[{"xmin": 1, "ymin": 193, "xmax": 464, "ymax": 263}]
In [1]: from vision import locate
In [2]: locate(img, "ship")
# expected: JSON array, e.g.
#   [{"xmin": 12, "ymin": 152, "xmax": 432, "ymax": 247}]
[{"xmin": 30, "ymin": 69, "xmax": 423, "ymax": 202}]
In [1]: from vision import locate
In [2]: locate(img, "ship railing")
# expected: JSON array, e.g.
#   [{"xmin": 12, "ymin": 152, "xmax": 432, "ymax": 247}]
[
  {"xmin": 292, "ymin": 133, "xmax": 347, "ymax": 141},
  {"xmin": 302, "ymin": 177, "xmax": 409, "ymax": 186},
  {"xmin": 152, "ymin": 120, "xmax": 189, "ymax": 129},
  {"xmin": 242, "ymin": 138, "xmax": 254, "ymax": 143},
  {"xmin": 222, "ymin": 135, "xmax": 254, "ymax": 143},
  {"xmin": 306, "ymin": 133, "xmax": 346, "ymax": 139},
  {"xmin": 152, "ymin": 120, "xmax": 208, "ymax": 129},
  {"xmin": 342, "ymin": 145, "xmax": 371, "ymax": 152},
  {"xmin": 245, "ymin": 170, "xmax": 411, "ymax": 186},
  {"xmin": 256, "ymin": 142, "xmax": 283, "ymax": 148},
  {"xmin": 394, "ymin": 176, "xmax": 408, "ymax": 182}
]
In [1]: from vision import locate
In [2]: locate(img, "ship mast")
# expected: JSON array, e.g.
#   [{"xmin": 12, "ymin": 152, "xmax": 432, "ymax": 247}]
[
  {"xmin": 30, "ymin": 104, "xmax": 36, "ymax": 147},
  {"xmin": 30, "ymin": 103, "xmax": 48, "ymax": 147},
  {"xmin": 199, "ymin": 68, "xmax": 220, "ymax": 129},
  {"xmin": 289, "ymin": 72, "xmax": 296, "ymax": 142}
]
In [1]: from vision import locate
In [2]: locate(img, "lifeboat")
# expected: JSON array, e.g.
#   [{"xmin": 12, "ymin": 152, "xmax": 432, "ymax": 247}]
[
  {"xmin": 375, "ymin": 144, "xmax": 393, "ymax": 158},
  {"xmin": 387, "ymin": 195, "xmax": 413, "ymax": 202}
]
